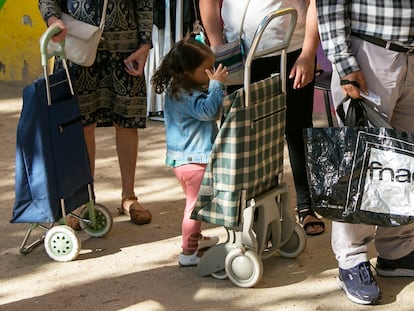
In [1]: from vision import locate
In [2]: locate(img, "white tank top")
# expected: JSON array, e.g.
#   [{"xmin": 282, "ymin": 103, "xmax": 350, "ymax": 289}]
[{"xmin": 221, "ymin": 0, "xmax": 307, "ymax": 55}]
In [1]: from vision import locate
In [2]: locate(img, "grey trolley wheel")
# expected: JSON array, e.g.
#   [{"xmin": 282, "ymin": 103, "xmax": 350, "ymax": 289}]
[
  {"xmin": 278, "ymin": 223, "xmax": 307, "ymax": 258},
  {"xmin": 225, "ymin": 248, "xmax": 263, "ymax": 288}
]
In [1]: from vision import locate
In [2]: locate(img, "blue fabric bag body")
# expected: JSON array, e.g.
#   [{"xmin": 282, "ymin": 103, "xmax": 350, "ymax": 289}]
[{"xmin": 12, "ymin": 69, "xmax": 93, "ymax": 223}]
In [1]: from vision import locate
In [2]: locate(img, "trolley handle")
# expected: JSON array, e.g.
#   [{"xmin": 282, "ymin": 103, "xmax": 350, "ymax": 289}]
[
  {"xmin": 39, "ymin": 25, "xmax": 74, "ymax": 105},
  {"xmin": 39, "ymin": 25, "xmax": 66, "ymax": 67},
  {"xmin": 244, "ymin": 8, "xmax": 298, "ymax": 106}
]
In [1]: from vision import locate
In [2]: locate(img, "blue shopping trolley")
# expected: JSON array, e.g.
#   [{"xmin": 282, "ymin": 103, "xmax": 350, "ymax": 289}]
[{"xmin": 12, "ymin": 26, "xmax": 113, "ymax": 262}]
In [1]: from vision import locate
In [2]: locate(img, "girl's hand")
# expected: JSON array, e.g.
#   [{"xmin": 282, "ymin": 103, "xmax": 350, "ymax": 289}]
[
  {"xmin": 124, "ymin": 44, "xmax": 151, "ymax": 76},
  {"xmin": 206, "ymin": 63, "xmax": 228, "ymax": 84}
]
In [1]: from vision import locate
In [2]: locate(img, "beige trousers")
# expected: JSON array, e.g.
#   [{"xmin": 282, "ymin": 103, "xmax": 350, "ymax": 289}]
[{"xmin": 330, "ymin": 36, "xmax": 414, "ymax": 269}]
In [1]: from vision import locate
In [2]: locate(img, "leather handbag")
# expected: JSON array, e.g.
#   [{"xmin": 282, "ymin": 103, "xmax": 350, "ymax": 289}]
[{"xmin": 51, "ymin": 0, "xmax": 108, "ymax": 67}]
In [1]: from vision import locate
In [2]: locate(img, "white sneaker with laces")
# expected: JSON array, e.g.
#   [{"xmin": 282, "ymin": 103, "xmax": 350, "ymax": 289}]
[{"xmin": 178, "ymin": 250, "xmax": 200, "ymax": 267}]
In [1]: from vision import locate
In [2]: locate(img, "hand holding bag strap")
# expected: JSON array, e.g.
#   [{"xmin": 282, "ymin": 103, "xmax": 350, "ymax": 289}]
[
  {"xmin": 336, "ymin": 95, "xmax": 392, "ymax": 128},
  {"xmin": 336, "ymin": 80, "xmax": 365, "ymax": 126}
]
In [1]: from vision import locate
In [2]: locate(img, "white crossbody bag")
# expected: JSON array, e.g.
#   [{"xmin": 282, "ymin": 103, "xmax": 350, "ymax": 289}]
[{"xmin": 50, "ymin": 0, "xmax": 108, "ymax": 67}]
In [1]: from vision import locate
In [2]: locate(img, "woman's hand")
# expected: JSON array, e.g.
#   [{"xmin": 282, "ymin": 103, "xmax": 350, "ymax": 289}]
[
  {"xmin": 124, "ymin": 44, "xmax": 151, "ymax": 76},
  {"xmin": 47, "ymin": 17, "xmax": 67, "ymax": 42},
  {"xmin": 206, "ymin": 63, "xmax": 228, "ymax": 84},
  {"xmin": 289, "ymin": 52, "xmax": 316, "ymax": 89}
]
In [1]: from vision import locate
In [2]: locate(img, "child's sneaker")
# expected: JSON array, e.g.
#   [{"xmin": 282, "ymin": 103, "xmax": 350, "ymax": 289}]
[
  {"xmin": 178, "ymin": 250, "xmax": 200, "ymax": 267},
  {"xmin": 198, "ymin": 235, "xmax": 219, "ymax": 250}
]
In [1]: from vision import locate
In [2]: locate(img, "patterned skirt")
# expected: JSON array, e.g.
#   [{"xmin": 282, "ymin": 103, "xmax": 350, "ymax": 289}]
[
  {"xmin": 73, "ymin": 50, "xmax": 147, "ymax": 128},
  {"xmin": 67, "ymin": 0, "xmax": 151, "ymax": 128}
]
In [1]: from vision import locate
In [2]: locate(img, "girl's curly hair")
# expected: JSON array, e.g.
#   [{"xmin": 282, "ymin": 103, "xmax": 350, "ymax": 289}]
[{"xmin": 151, "ymin": 36, "xmax": 215, "ymax": 99}]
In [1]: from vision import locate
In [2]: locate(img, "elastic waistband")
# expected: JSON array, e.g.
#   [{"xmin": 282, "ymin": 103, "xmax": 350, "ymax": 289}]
[{"xmin": 352, "ymin": 32, "xmax": 414, "ymax": 54}]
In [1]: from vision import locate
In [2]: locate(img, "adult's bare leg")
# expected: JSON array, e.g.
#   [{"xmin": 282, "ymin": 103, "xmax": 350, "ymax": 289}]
[
  {"xmin": 115, "ymin": 124, "xmax": 151, "ymax": 224},
  {"xmin": 83, "ymin": 123, "xmax": 97, "ymax": 176},
  {"xmin": 66, "ymin": 123, "xmax": 97, "ymax": 230},
  {"xmin": 115, "ymin": 124, "xmax": 138, "ymax": 198}
]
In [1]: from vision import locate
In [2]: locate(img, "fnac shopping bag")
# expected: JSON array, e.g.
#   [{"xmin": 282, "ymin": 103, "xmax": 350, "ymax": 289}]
[{"xmin": 305, "ymin": 126, "xmax": 414, "ymax": 227}]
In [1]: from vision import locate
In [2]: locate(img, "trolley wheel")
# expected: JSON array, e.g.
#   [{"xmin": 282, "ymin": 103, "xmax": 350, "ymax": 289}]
[
  {"xmin": 278, "ymin": 223, "xmax": 307, "ymax": 258},
  {"xmin": 211, "ymin": 269, "xmax": 228, "ymax": 280},
  {"xmin": 44, "ymin": 225, "xmax": 81, "ymax": 262},
  {"xmin": 79, "ymin": 203, "xmax": 113, "ymax": 238},
  {"xmin": 225, "ymin": 248, "xmax": 263, "ymax": 288}
]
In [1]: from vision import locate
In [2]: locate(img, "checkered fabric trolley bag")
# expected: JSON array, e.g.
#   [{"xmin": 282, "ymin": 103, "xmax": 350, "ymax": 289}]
[{"xmin": 191, "ymin": 8, "xmax": 307, "ymax": 288}]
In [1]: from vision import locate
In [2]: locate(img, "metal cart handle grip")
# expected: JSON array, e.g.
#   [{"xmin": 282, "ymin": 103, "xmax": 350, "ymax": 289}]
[
  {"xmin": 39, "ymin": 25, "xmax": 74, "ymax": 105},
  {"xmin": 244, "ymin": 8, "xmax": 298, "ymax": 106},
  {"xmin": 39, "ymin": 25, "xmax": 66, "ymax": 67}
]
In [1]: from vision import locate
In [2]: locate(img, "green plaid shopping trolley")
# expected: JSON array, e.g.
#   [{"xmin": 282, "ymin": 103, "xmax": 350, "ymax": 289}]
[{"xmin": 191, "ymin": 8, "xmax": 307, "ymax": 288}]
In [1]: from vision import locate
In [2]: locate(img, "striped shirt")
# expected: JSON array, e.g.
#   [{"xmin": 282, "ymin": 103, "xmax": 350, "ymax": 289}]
[{"xmin": 317, "ymin": 0, "xmax": 414, "ymax": 77}]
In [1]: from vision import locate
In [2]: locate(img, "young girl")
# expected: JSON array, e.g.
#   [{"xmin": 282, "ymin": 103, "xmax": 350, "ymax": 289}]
[{"xmin": 151, "ymin": 37, "xmax": 228, "ymax": 266}]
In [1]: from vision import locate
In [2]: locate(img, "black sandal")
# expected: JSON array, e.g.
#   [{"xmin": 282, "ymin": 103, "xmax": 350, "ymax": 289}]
[{"xmin": 298, "ymin": 208, "xmax": 325, "ymax": 236}]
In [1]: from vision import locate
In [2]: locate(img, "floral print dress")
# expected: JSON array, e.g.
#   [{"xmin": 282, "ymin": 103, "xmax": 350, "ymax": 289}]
[{"xmin": 38, "ymin": 0, "xmax": 153, "ymax": 128}]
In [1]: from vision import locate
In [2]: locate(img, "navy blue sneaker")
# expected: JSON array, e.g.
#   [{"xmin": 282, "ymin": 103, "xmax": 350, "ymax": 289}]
[
  {"xmin": 338, "ymin": 262, "xmax": 382, "ymax": 305},
  {"xmin": 376, "ymin": 250, "xmax": 414, "ymax": 277}
]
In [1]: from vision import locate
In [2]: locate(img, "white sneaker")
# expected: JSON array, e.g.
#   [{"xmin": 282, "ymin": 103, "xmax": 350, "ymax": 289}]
[
  {"xmin": 178, "ymin": 250, "xmax": 200, "ymax": 267},
  {"xmin": 198, "ymin": 235, "xmax": 219, "ymax": 250}
]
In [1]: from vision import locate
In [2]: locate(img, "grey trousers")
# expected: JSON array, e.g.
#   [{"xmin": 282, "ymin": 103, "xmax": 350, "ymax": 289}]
[{"xmin": 330, "ymin": 36, "xmax": 414, "ymax": 269}]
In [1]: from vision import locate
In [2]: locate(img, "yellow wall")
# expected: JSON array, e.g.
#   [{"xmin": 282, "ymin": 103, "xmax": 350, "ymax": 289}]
[{"xmin": 0, "ymin": 0, "xmax": 46, "ymax": 83}]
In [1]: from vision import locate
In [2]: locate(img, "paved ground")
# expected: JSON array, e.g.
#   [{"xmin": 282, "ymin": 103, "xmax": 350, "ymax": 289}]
[{"xmin": 1, "ymin": 83, "xmax": 414, "ymax": 310}]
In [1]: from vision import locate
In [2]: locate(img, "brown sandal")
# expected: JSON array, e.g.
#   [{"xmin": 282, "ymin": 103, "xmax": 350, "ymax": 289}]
[
  {"xmin": 119, "ymin": 196, "xmax": 152, "ymax": 225},
  {"xmin": 65, "ymin": 206, "xmax": 82, "ymax": 231},
  {"xmin": 66, "ymin": 214, "xmax": 81, "ymax": 231}
]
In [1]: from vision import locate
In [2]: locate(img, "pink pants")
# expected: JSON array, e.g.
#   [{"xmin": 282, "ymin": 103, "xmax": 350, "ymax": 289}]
[{"xmin": 173, "ymin": 164, "xmax": 207, "ymax": 252}]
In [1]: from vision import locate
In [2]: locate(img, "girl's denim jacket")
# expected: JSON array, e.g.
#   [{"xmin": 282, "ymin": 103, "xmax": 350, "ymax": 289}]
[{"xmin": 164, "ymin": 80, "xmax": 225, "ymax": 165}]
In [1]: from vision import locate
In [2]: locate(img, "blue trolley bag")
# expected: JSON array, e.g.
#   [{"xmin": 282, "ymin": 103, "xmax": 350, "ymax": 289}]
[{"xmin": 12, "ymin": 34, "xmax": 93, "ymax": 224}]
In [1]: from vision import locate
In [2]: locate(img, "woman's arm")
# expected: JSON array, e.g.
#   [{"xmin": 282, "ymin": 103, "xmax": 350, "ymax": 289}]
[
  {"xmin": 125, "ymin": 0, "xmax": 153, "ymax": 76},
  {"xmin": 199, "ymin": 0, "xmax": 224, "ymax": 46},
  {"xmin": 289, "ymin": 0, "xmax": 320, "ymax": 89},
  {"xmin": 38, "ymin": 0, "xmax": 67, "ymax": 42}
]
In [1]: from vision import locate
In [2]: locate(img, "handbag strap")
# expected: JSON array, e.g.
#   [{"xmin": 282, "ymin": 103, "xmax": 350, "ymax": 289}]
[
  {"xmin": 99, "ymin": 0, "xmax": 109, "ymax": 30},
  {"xmin": 239, "ymin": 0, "xmax": 251, "ymax": 40},
  {"xmin": 62, "ymin": 0, "xmax": 108, "ymax": 29}
]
